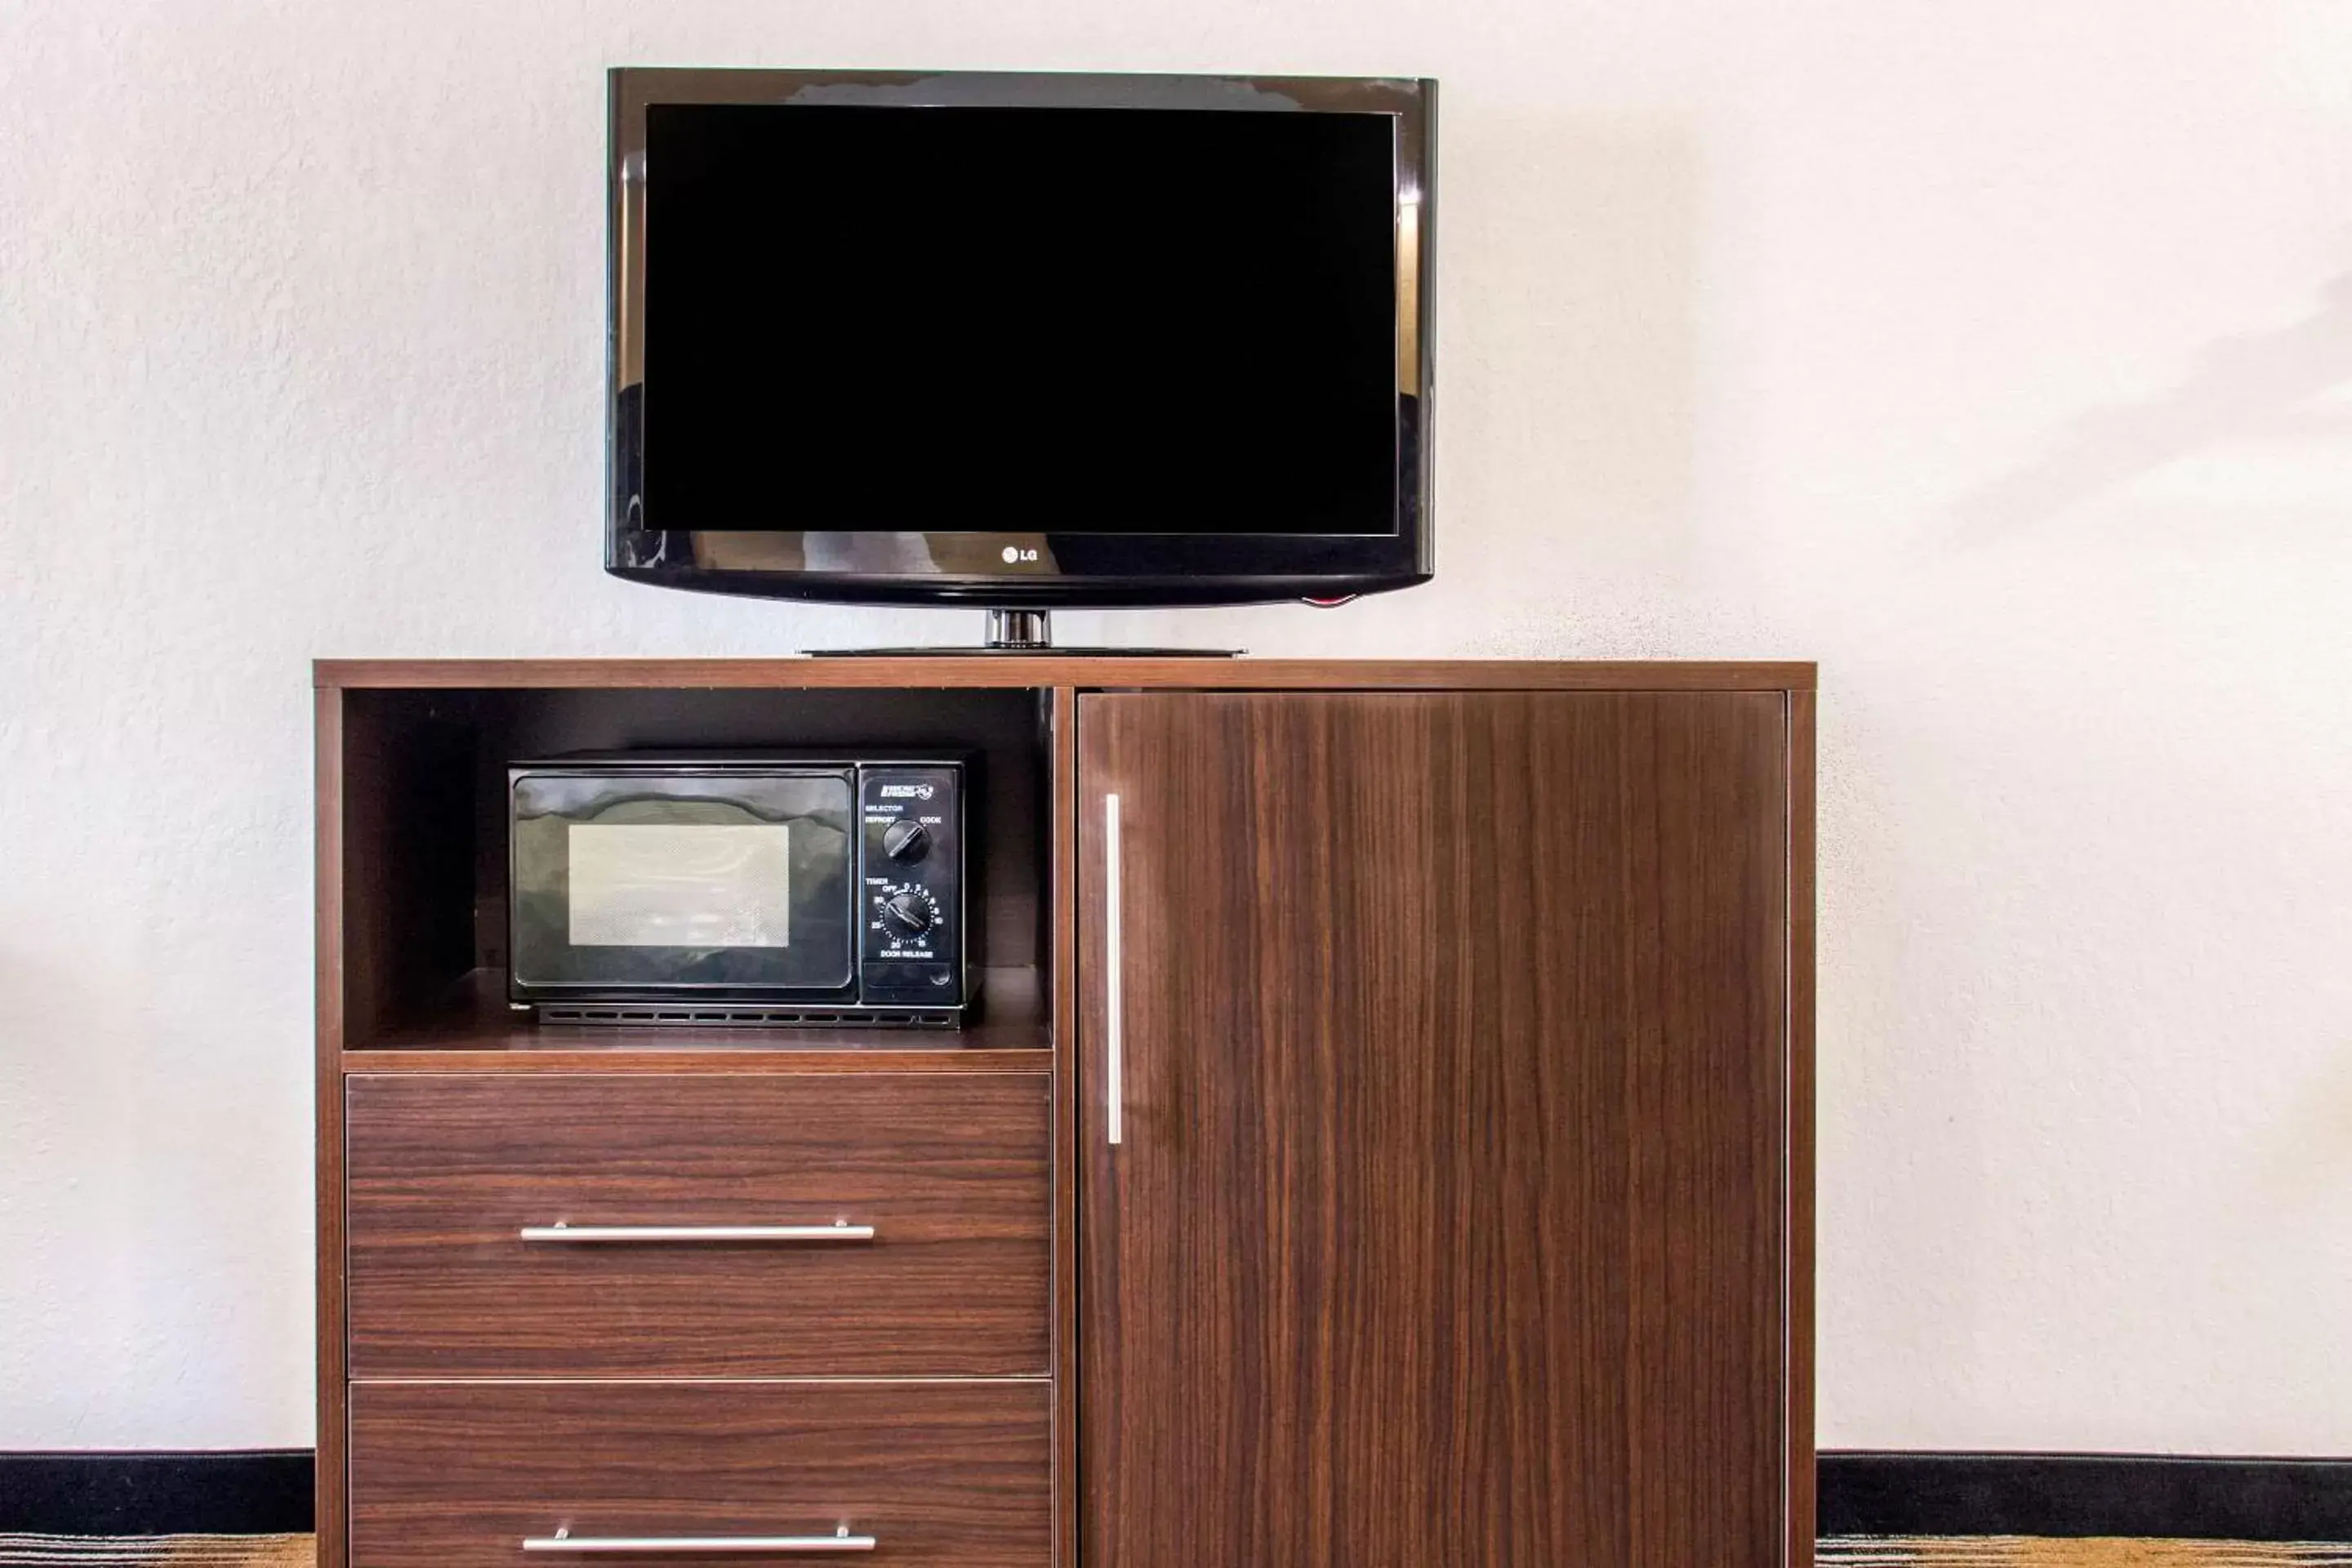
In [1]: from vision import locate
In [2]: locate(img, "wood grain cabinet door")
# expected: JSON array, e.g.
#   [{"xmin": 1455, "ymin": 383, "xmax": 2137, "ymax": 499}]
[{"xmin": 1078, "ymin": 692, "xmax": 1797, "ymax": 1568}]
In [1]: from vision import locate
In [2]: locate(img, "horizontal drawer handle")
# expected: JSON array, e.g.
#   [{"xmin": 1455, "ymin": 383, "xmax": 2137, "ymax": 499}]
[
  {"xmin": 517, "ymin": 1221, "xmax": 875, "ymax": 1244},
  {"xmin": 523, "ymin": 1525, "xmax": 874, "ymax": 1553}
]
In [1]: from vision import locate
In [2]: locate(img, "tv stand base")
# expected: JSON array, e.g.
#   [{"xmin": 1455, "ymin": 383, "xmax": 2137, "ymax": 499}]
[{"xmin": 807, "ymin": 609, "xmax": 1241, "ymax": 657}]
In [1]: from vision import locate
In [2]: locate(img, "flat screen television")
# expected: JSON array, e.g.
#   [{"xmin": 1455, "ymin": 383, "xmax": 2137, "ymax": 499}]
[{"xmin": 608, "ymin": 69, "xmax": 1435, "ymax": 608}]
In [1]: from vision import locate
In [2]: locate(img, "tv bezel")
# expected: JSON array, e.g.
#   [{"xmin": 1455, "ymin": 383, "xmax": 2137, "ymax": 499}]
[{"xmin": 607, "ymin": 68, "xmax": 1436, "ymax": 608}]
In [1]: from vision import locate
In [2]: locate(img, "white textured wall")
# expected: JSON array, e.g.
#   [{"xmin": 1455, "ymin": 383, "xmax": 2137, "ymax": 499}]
[{"xmin": 3, "ymin": 0, "xmax": 2350, "ymax": 1453}]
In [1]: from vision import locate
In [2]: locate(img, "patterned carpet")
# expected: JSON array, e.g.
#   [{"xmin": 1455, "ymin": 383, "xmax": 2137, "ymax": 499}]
[
  {"xmin": 5, "ymin": 1539, "xmax": 2350, "ymax": 1566},
  {"xmin": 1819, "ymin": 1547, "xmax": 2352, "ymax": 1566}
]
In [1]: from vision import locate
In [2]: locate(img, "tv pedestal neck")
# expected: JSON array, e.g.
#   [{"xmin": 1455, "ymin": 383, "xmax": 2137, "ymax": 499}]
[{"xmin": 806, "ymin": 609, "xmax": 1241, "ymax": 657}]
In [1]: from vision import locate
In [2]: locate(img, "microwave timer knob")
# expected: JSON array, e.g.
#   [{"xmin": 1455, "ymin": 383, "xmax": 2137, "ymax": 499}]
[
  {"xmin": 880, "ymin": 889, "xmax": 937, "ymax": 938},
  {"xmin": 880, "ymin": 817, "xmax": 932, "ymax": 864}
]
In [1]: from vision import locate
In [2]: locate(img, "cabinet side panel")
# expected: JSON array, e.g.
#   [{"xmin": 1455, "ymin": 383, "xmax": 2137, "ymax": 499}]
[
  {"xmin": 1788, "ymin": 687, "xmax": 1817, "ymax": 1568},
  {"xmin": 337, "ymin": 691, "xmax": 476, "ymax": 1049},
  {"xmin": 314, "ymin": 684, "xmax": 347, "ymax": 1568}
]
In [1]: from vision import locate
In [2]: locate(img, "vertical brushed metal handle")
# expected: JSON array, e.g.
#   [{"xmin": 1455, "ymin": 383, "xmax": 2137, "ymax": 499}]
[{"xmin": 1105, "ymin": 791, "xmax": 1124, "ymax": 1147}]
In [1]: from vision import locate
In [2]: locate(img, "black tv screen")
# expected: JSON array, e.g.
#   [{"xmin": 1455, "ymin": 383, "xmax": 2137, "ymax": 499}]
[
  {"xmin": 648, "ymin": 105, "xmax": 1397, "ymax": 536},
  {"xmin": 609, "ymin": 71, "xmax": 1435, "ymax": 607}
]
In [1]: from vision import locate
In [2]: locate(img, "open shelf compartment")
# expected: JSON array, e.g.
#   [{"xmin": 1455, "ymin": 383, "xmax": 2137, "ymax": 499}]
[{"xmin": 324, "ymin": 682, "xmax": 1057, "ymax": 1055}]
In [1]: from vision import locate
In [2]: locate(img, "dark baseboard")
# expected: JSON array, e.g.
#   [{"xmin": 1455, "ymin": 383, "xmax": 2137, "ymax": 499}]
[
  {"xmin": 1820, "ymin": 1451, "xmax": 2352, "ymax": 1541},
  {"xmin": 0, "ymin": 1450, "xmax": 312, "ymax": 1535},
  {"xmin": 4, "ymin": 1448, "xmax": 2349, "ymax": 1539}
]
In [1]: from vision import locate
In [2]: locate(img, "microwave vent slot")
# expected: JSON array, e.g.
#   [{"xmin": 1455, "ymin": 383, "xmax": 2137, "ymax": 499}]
[{"xmin": 534, "ymin": 1003, "xmax": 961, "ymax": 1031}]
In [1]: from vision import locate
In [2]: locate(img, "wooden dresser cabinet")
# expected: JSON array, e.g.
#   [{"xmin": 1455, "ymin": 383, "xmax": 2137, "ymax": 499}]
[{"xmin": 317, "ymin": 657, "xmax": 1815, "ymax": 1568}]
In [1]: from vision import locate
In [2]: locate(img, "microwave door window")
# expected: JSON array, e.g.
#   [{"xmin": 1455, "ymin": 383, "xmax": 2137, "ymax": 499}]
[
  {"xmin": 510, "ymin": 771, "xmax": 856, "ymax": 992},
  {"xmin": 568, "ymin": 823, "xmax": 793, "ymax": 948}
]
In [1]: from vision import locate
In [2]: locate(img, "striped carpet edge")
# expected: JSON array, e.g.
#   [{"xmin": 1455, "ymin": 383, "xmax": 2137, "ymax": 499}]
[{"xmin": 7, "ymin": 1540, "xmax": 2352, "ymax": 1566}]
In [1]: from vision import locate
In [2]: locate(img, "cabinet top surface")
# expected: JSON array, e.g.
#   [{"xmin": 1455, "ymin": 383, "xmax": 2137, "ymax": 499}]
[{"xmin": 315, "ymin": 657, "xmax": 1815, "ymax": 692}]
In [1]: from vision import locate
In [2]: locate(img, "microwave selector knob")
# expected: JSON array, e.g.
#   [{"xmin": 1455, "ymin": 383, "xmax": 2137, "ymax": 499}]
[
  {"xmin": 881, "ymin": 818, "xmax": 932, "ymax": 864},
  {"xmin": 880, "ymin": 890, "xmax": 935, "ymax": 938}
]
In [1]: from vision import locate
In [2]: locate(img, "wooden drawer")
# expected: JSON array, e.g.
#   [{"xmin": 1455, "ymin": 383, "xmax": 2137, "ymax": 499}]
[
  {"xmin": 345, "ymin": 1072, "xmax": 1049, "ymax": 1378},
  {"xmin": 349, "ymin": 1380, "xmax": 1049, "ymax": 1567}
]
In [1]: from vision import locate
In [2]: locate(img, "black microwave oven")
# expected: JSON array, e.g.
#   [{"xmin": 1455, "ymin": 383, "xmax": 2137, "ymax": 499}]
[{"xmin": 507, "ymin": 755, "xmax": 972, "ymax": 1025}]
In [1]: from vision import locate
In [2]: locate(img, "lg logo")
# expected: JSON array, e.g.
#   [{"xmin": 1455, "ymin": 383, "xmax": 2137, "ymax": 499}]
[{"xmin": 1000, "ymin": 546, "xmax": 1040, "ymax": 564}]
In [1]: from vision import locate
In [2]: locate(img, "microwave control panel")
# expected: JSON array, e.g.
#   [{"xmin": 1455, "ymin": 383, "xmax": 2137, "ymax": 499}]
[{"xmin": 856, "ymin": 764, "xmax": 964, "ymax": 1004}]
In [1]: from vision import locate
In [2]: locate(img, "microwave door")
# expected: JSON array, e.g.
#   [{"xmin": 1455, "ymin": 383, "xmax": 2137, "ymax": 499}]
[{"xmin": 509, "ymin": 768, "xmax": 858, "ymax": 998}]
